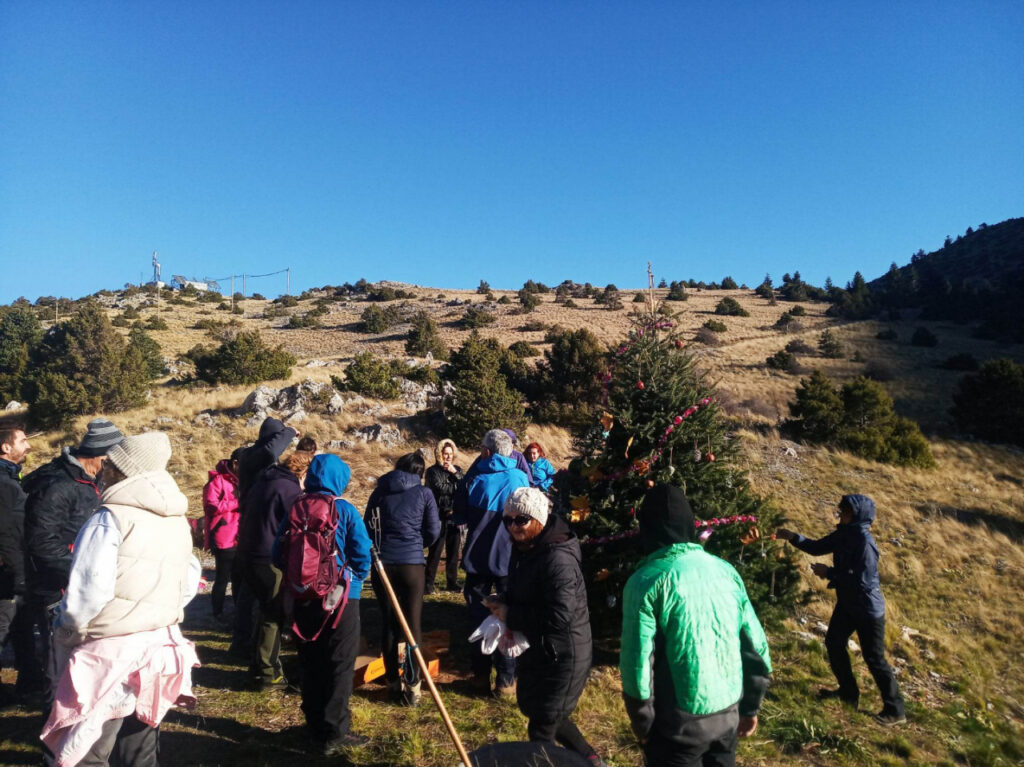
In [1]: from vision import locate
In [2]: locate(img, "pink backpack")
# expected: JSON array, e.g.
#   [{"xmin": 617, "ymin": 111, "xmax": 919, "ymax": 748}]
[{"xmin": 279, "ymin": 493, "xmax": 350, "ymax": 641}]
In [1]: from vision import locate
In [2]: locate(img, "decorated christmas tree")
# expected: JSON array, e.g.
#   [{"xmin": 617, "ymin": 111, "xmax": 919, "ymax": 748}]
[{"xmin": 567, "ymin": 306, "xmax": 802, "ymax": 634}]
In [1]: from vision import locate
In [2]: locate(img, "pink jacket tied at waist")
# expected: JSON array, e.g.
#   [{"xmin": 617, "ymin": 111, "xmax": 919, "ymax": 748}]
[
  {"xmin": 203, "ymin": 461, "xmax": 240, "ymax": 550},
  {"xmin": 41, "ymin": 625, "xmax": 200, "ymax": 767}
]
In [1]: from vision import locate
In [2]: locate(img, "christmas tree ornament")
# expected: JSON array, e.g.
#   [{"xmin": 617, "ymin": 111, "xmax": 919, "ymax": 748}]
[
  {"xmin": 675, "ymin": 340, "xmax": 684, "ymax": 349},
  {"xmin": 606, "ymin": 595, "xmax": 617, "ymax": 608},
  {"xmin": 636, "ymin": 380, "xmax": 645, "ymax": 390},
  {"xmin": 595, "ymin": 568, "xmax": 611, "ymax": 582}
]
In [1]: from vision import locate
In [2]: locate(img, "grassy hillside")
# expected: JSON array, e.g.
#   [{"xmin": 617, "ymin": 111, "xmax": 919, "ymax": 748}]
[{"xmin": 2, "ymin": 284, "xmax": 1023, "ymax": 766}]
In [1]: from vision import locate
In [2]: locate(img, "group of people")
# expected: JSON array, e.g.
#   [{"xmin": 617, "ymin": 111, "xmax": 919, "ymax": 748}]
[{"xmin": 0, "ymin": 416, "xmax": 906, "ymax": 766}]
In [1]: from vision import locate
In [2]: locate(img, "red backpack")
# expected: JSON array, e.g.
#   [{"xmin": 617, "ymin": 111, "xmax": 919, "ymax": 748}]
[{"xmin": 279, "ymin": 492, "xmax": 350, "ymax": 641}]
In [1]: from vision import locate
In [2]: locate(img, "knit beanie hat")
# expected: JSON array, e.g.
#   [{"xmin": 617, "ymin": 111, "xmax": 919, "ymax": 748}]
[
  {"xmin": 638, "ymin": 483, "xmax": 696, "ymax": 553},
  {"xmin": 107, "ymin": 432, "xmax": 172, "ymax": 477},
  {"xmin": 503, "ymin": 486, "xmax": 550, "ymax": 528},
  {"xmin": 76, "ymin": 418, "xmax": 124, "ymax": 457}
]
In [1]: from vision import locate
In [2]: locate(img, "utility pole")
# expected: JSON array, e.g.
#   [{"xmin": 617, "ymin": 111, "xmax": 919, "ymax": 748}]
[
  {"xmin": 230, "ymin": 274, "xmax": 235, "ymax": 311},
  {"xmin": 242, "ymin": 274, "xmax": 246, "ymax": 297},
  {"xmin": 286, "ymin": 268, "xmax": 290, "ymax": 296}
]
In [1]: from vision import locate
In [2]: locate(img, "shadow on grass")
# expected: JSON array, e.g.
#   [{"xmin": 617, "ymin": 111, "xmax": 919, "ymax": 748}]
[{"xmin": 919, "ymin": 502, "xmax": 1024, "ymax": 544}]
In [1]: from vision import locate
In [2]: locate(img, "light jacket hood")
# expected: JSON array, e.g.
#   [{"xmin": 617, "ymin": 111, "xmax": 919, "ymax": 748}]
[
  {"xmin": 101, "ymin": 471, "xmax": 188, "ymax": 519},
  {"xmin": 841, "ymin": 494, "xmax": 876, "ymax": 527},
  {"xmin": 378, "ymin": 469, "xmax": 422, "ymax": 495},
  {"xmin": 306, "ymin": 454, "xmax": 351, "ymax": 496}
]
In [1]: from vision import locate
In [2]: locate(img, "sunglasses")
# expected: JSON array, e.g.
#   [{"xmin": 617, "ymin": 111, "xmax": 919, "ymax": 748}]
[{"xmin": 502, "ymin": 515, "xmax": 533, "ymax": 528}]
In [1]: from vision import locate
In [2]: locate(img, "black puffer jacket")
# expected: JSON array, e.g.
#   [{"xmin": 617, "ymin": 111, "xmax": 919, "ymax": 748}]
[
  {"xmin": 22, "ymin": 449, "xmax": 102, "ymax": 602},
  {"xmin": 504, "ymin": 515, "xmax": 592, "ymax": 722},
  {"xmin": 0, "ymin": 459, "xmax": 27, "ymax": 598},
  {"xmin": 424, "ymin": 463, "xmax": 463, "ymax": 521}
]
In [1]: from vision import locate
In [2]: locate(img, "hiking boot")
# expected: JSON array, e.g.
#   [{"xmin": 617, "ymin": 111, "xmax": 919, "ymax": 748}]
[
  {"xmin": 402, "ymin": 681, "xmax": 422, "ymax": 707},
  {"xmin": 324, "ymin": 732, "xmax": 370, "ymax": 755},
  {"xmin": 874, "ymin": 710, "xmax": 907, "ymax": 726},
  {"xmin": 260, "ymin": 675, "xmax": 292, "ymax": 692},
  {"xmin": 493, "ymin": 681, "xmax": 516, "ymax": 699},
  {"xmin": 817, "ymin": 688, "xmax": 859, "ymax": 707}
]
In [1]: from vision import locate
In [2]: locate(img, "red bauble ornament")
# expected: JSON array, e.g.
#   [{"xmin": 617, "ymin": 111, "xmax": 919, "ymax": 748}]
[
  {"xmin": 705, "ymin": 452, "xmax": 716, "ymax": 462},
  {"xmin": 675, "ymin": 340, "xmax": 684, "ymax": 349},
  {"xmin": 636, "ymin": 381, "xmax": 645, "ymax": 390}
]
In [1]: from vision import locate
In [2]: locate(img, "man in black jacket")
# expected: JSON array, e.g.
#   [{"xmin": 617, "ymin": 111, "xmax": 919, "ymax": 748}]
[
  {"xmin": 20, "ymin": 418, "xmax": 123, "ymax": 704},
  {"xmin": 230, "ymin": 417, "xmax": 297, "ymax": 659},
  {"xmin": 0, "ymin": 423, "xmax": 31, "ymax": 703}
]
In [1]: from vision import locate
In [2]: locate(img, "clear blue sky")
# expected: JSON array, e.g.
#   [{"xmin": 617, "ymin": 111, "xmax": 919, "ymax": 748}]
[{"xmin": 1, "ymin": 1, "xmax": 1021, "ymax": 303}]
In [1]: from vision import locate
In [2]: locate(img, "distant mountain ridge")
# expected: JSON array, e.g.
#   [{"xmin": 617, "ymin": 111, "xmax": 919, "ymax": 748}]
[{"xmin": 869, "ymin": 216, "xmax": 1024, "ymax": 291}]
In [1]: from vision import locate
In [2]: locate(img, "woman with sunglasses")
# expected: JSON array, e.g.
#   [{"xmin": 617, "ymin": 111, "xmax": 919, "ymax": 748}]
[{"xmin": 484, "ymin": 488, "xmax": 606, "ymax": 766}]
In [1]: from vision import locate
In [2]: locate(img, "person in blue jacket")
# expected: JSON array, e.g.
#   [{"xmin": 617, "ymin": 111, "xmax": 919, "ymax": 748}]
[
  {"xmin": 524, "ymin": 442, "xmax": 555, "ymax": 492},
  {"xmin": 455, "ymin": 429, "xmax": 530, "ymax": 696},
  {"xmin": 364, "ymin": 451, "xmax": 440, "ymax": 706},
  {"xmin": 777, "ymin": 494, "xmax": 906, "ymax": 725},
  {"xmin": 278, "ymin": 453, "xmax": 372, "ymax": 755}
]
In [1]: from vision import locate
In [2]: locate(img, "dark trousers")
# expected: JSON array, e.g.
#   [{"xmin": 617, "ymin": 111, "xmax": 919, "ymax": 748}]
[
  {"xmin": 644, "ymin": 706, "xmax": 739, "ymax": 767},
  {"xmin": 242, "ymin": 560, "xmax": 284, "ymax": 682},
  {"xmin": 78, "ymin": 714, "xmax": 159, "ymax": 767},
  {"xmin": 211, "ymin": 546, "xmax": 237, "ymax": 617},
  {"xmin": 11, "ymin": 596, "xmax": 56, "ymax": 703},
  {"xmin": 295, "ymin": 600, "xmax": 360, "ymax": 740},
  {"xmin": 230, "ymin": 569, "xmax": 256, "ymax": 655},
  {"xmin": 528, "ymin": 716, "xmax": 596, "ymax": 759},
  {"xmin": 372, "ymin": 563, "xmax": 424, "ymax": 686},
  {"xmin": 425, "ymin": 522, "xmax": 465, "ymax": 590},
  {"xmin": 826, "ymin": 607, "xmax": 905, "ymax": 715},
  {"xmin": 464, "ymin": 573, "xmax": 516, "ymax": 688}
]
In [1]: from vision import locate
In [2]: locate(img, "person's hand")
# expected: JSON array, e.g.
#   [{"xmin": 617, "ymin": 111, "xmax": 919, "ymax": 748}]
[
  {"xmin": 737, "ymin": 715, "xmax": 758, "ymax": 737},
  {"xmin": 775, "ymin": 528, "xmax": 795, "ymax": 542},
  {"xmin": 810, "ymin": 562, "xmax": 830, "ymax": 579},
  {"xmin": 483, "ymin": 596, "xmax": 507, "ymax": 622},
  {"xmin": 445, "ymin": 462, "xmax": 457, "ymax": 474}
]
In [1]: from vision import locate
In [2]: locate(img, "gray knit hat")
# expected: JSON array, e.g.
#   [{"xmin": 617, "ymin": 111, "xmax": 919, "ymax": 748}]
[
  {"xmin": 503, "ymin": 487, "xmax": 550, "ymax": 528},
  {"xmin": 107, "ymin": 432, "xmax": 172, "ymax": 477},
  {"xmin": 76, "ymin": 418, "xmax": 124, "ymax": 457}
]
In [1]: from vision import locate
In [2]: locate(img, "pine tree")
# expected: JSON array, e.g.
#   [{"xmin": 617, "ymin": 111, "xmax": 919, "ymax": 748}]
[{"xmin": 568, "ymin": 313, "xmax": 801, "ymax": 634}]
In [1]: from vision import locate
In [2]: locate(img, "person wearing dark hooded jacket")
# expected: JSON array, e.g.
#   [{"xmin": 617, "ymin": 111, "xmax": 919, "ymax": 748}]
[
  {"xmin": 621, "ymin": 484, "xmax": 771, "ymax": 767},
  {"xmin": 485, "ymin": 487, "xmax": 605, "ymax": 766},
  {"xmin": 364, "ymin": 451, "xmax": 439, "ymax": 706},
  {"xmin": 777, "ymin": 494, "xmax": 906, "ymax": 725},
  {"xmin": 236, "ymin": 452, "xmax": 303, "ymax": 688},
  {"xmin": 237, "ymin": 417, "xmax": 297, "ymax": 501},
  {"xmin": 230, "ymin": 417, "xmax": 296, "ymax": 658},
  {"xmin": 277, "ymin": 453, "xmax": 372, "ymax": 755}
]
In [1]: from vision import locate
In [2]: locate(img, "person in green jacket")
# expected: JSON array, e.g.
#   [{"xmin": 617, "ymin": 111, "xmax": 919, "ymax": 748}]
[{"xmin": 620, "ymin": 484, "xmax": 772, "ymax": 767}]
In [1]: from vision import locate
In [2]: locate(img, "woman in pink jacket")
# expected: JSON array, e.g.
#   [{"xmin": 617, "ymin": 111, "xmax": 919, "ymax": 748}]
[{"xmin": 203, "ymin": 448, "xmax": 243, "ymax": 619}]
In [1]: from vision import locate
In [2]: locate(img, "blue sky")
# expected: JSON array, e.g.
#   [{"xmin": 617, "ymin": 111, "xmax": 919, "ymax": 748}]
[{"xmin": 1, "ymin": 2, "xmax": 1021, "ymax": 303}]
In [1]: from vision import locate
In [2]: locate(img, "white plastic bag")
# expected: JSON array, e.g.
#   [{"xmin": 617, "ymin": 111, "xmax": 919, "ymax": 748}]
[{"xmin": 469, "ymin": 614, "xmax": 530, "ymax": 658}]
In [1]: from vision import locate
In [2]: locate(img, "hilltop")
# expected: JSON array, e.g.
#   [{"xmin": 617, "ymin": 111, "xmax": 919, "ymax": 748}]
[{"xmin": 2, "ymin": 272, "xmax": 1024, "ymax": 766}]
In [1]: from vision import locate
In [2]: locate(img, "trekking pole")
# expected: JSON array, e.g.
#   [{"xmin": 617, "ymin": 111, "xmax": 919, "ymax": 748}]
[{"xmin": 370, "ymin": 546, "xmax": 472, "ymax": 767}]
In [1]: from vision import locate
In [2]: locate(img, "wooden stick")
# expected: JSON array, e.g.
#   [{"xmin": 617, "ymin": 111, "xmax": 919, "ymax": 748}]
[{"xmin": 371, "ymin": 546, "xmax": 472, "ymax": 767}]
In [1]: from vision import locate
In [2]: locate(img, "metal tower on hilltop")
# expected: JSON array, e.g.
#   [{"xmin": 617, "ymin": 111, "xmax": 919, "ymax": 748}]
[{"xmin": 152, "ymin": 251, "xmax": 161, "ymax": 283}]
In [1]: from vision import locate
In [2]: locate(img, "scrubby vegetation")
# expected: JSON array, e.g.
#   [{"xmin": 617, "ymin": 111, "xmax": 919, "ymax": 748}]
[
  {"xmin": 715, "ymin": 296, "xmax": 749, "ymax": 316},
  {"xmin": 951, "ymin": 358, "xmax": 1024, "ymax": 447},
  {"xmin": 786, "ymin": 371, "xmax": 934, "ymax": 467},
  {"xmin": 186, "ymin": 330, "xmax": 295, "ymax": 385}
]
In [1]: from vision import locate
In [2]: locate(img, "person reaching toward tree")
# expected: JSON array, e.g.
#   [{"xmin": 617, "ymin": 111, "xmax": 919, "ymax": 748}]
[{"xmin": 776, "ymin": 494, "xmax": 906, "ymax": 725}]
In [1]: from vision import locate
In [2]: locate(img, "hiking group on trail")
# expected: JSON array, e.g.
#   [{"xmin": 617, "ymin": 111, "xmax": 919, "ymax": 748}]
[{"xmin": 0, "ymin": 416, "xmax": 906, "ymax": 766}]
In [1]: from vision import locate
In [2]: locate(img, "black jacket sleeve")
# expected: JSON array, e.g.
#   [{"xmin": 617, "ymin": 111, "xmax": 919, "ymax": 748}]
[
  {"xmin": 25, "ymin": 478, "xmax": 76, "ymax": 580},
  {"xmin": 0, "ymin": 480, "xmax": 26, "ymax": 596}
]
